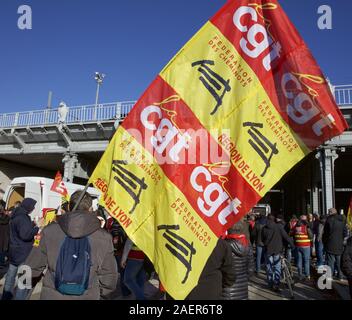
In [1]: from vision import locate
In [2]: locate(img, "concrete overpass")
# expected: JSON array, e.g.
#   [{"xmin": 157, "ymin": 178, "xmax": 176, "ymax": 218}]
[
  {"xmin": 0, "ymin": 84, "xmax": 351, "ymax": 215},
  {"xmin": 0, "ymin": 101, "xmax": 134, "ymax": 196}
]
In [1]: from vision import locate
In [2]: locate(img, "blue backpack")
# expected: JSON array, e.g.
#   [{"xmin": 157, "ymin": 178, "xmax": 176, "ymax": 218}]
[{"xmin": 55, "ymin": 236, "xmax": 91, "ymax": 296}]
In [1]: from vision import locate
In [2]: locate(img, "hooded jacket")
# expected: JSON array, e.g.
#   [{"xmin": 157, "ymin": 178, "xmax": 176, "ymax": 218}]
[
  {"xmin": 222, "ymin": 234, "xmax": 254, "ymax": 300},
  {"xmin": 25, "ymin": 211, "xmax": 118, "ymax": 300},
  {"xmin": 262, "ymin": 220, "xmax": 294, "ymax": 256},
  {"xmin": 185, "ymin": 239, "xmax": 235, "ymax": 300},
  {"xmin": 323, "ymin": 214, "xmax": 347, "ymax": 255},
  {"xmin": 9, "ymin": 199, "xmax": 39, "ymax": 266}
]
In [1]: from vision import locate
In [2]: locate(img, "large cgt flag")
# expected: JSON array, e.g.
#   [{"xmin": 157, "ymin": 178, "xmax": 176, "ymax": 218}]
[{"xmin": 89, "ymin": 0, "xmax": 348, "ymax": 299}]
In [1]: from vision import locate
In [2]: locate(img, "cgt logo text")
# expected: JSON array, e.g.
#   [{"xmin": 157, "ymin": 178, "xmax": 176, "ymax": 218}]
[
  {"xmin": 233, "ymin": 4, "xmax": 333, "ymax": 72},
  {"xmin": 233, "ymin": 5, "xmax": 335, "ymax": 139}
]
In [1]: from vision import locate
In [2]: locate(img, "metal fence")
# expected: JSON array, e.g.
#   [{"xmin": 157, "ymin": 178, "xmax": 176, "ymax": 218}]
[
  {"xmin": 334, "ymin": 85, "xmax": 352, "ymax": 106},
  {"xmin": 0, "ymin": 84, "xmax": 351, "ymax": 129},
  {"xmin": 0, "ymin": 101, "xmax": 136, "ymax": 129}
]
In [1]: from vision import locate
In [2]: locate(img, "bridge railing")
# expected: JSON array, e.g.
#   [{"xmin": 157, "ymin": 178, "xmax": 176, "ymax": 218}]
[
  {"xmin": 0, "ymin": 85, "xmax": 351, "ymax": 129},
  {"xmin": 334, "ymin": 85, "xmax": 352, "ymax": 106},
  {"xmin": 0, "ymin": 101, "xmax": 136, "ymax": 129}
]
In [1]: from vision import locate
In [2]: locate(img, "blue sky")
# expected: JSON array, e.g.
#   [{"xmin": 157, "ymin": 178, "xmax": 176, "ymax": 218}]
[{"xmin": 0, "ymin": 0, "xmax": 351, "ymax": 113}]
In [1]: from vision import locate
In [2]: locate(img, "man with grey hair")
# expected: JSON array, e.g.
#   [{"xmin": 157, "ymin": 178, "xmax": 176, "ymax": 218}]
[
  {"xmin": 24, "ymin": 190, "xmax": 117, "ymax": 300},
  {"xmin": 323, "ymin": 208, "xmax": 348, "ymax": 281}
]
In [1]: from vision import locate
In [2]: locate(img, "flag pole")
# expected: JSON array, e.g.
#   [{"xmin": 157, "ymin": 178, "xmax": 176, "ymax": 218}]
[{"xmin": 72, "ymin": 182, "xmax": 91, "ymax": 212}]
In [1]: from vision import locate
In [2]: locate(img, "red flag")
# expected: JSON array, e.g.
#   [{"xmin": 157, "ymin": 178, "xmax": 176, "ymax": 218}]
[{"xmin": 50, "ymin": 172, "xmax": 69, "ymax": 200}]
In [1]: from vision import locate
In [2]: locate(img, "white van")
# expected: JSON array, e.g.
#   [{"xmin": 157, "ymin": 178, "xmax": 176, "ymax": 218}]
[
  {"xmin": 251, "ymin": 204, "xmax": 271, "ymax": 217},
  {"xmin": 3, "ymin": 177, "xmax": 100, "ymax": 220}
]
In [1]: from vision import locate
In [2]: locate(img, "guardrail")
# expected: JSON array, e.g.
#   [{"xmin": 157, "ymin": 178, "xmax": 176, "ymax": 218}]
[
  {"xmin": 334, "ymin": 85, "xmax": 352, "ymax": 106},
  {"xmin": 0, "ymin": 101, "xmax": 136, "ymax": 129},
  {"xmin": 0, "ymin": 84, "xmax": 351, "ymax": 129}
]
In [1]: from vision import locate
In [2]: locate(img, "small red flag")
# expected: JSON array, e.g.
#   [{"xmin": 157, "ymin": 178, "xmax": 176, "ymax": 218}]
[{"xmin": 50, "ymin": 171, "xmax": 69, "ymax": 200}]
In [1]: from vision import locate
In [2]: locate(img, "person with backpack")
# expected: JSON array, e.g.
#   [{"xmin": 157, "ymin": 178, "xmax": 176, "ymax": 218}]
[
  {"xmin": 1, "ymin": 198, "xmax": 39, "ymax": 300},
  {"xmin": 24, "ymin": 190, "xmax": 117, "ymax": 300},
  {"xmin": 106, "ymin": 217, "xmax": 131, "ymax": 297}
]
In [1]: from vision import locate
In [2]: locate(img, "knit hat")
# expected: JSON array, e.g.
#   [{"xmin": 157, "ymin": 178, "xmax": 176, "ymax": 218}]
[{"xmin": 21, "ymin": 198, "xmax": 37, "ymax": 214}]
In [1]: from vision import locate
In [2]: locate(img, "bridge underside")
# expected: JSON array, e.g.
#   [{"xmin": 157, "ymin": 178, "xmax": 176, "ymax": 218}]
[
  {"xmin": 0, "ymin": 121, "xmax": 116, "ymax": 185},
  {"xmin": 1, "ymin": 114, "xmax": 352, "ymax": 218}
]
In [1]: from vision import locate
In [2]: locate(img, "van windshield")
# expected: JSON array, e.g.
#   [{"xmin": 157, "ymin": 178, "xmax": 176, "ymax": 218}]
[{"xmin": 6, "ymin": 186, "xmax": 25, "ymax": 210}]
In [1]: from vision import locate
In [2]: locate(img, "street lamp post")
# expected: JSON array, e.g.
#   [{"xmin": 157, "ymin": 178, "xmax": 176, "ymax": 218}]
[{"xmin": 94, "ymin": 72, "xmax": 105, "ymax": 120}]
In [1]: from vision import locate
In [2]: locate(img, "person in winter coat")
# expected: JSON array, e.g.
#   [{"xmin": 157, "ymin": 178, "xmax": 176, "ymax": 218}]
[
  {"xmin": 106, "ymin": 217, "xmax": 131, "ymax": 297},
  {"xmin": 0, "ymin": 202, "xmax": 10, "ymax": 266},
  {"xmin": 186, "ymin": 238, "xmax": 235, "ymax": 300},
  {"xmin": 313, "ymin": 215, "xmax": 326, "ymax": 267},
  {"xmin": 262, "ymin": 215, "xmax": 294, "ymax": 291},
  {"xmin": 222, "ymin": 221, "xmax": 254, "ymax": 300},
  {"xmin": 120, "ymin": 238, "xmax": 146, "ymax": 300},
  {"xmin": 341, "ymin": 237, "xmax": 352, "ymax": 299},
  {"xmin": 1, "ymin": 198, "xmax": 39, "ymax": 300},
  {"xmin": 323, "ymin": 208, "xmax": 348, "ymax": 280},
  {"xmin": 292, "ymin": 215, "xmax": 313, "ymax": 280},
  {"xmin": 247, "ymin": 215, "xmax": 256, "ymax": 244},
  {"xmin": 24, "ymin": 191, "xmax": 118, "ymax": 300},
  {"xmin": 251, "ymin": 213, "xmax": 267, "ymax": 274},
  {"xmin": 285, "ymin": 215, "xmax": 298, "ymax": 263}
]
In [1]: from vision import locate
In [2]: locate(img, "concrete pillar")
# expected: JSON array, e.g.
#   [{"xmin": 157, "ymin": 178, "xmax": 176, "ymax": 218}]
[
  {"xmin": 312, "ymin": 186, "xmax": 319, "ymax": 215},
  {"xmin": 316, "ymin": 148, "xmax": 338, "ymax": 215},
  {"xmin": 62, "ymin": 152, "xmax": 78, "ymax": 183},
  {"xmin": 311, "ymin": 162, "xmax": 320, "ymax": 215}
]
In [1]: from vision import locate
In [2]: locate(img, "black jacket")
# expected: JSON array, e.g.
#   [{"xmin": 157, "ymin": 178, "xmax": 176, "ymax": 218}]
[
  {"xmin": 9, "ymin": 205, "xmax": 39, "ymax": 266},
  {"xmin": 186, "ymin": 239, "xmax": 235, "ymax": 300},
  {"xmin": 323, "ymin": 214, "xmax": 347, "ymax": 255},
  {"xmin": 342, "ymin": 237, "xmax": 352, "ymax": 279},
  {"xmin": 222, "ymin": 234, "xmax": 254, "ymax": 300},
  {"xmin": 0, "ymin": 213, "xmax": 10, "ymax": 253},
  {"xmin": 251, "ymin": 217, "xmax": 267, "ymax": 247},
  {"xmin": 262, "ymin": 220, "xmax": 294, "ymax": 256}
]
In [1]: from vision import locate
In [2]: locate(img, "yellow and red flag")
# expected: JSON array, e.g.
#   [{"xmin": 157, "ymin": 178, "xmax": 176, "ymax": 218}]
[
  {"xmin": 347, "ymin": 196, "xmax": 352, "ymax": 231},
  {"xmin": 89, "ymin": 0, "xmax": 348, "ymax": 299},
  {"xmin": 50, "ymin": 171, "xmax": 69, "ymax": 201}
]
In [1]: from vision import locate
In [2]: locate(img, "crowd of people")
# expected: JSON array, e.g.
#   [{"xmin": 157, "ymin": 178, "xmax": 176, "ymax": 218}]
[
  {"xmin": 249, "ymin": 209, "xmax": 352, "ymax": 298},
  {"xmin": 0, "ymin": 194, "xmax": 352, "ymax": 300}
]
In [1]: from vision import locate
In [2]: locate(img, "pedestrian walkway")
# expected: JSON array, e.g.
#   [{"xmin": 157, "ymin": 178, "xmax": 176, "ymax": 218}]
[
  {"xmin": 249, "ymin": 270, "xmax": 336, "ymax": 300},
  {"xmin": 333, "ymin": 281, "xmax": 351, "ymax": 300},
  {"xmin": 0, "ymin": 265, "xmax": 345, "ymax": 300}
]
